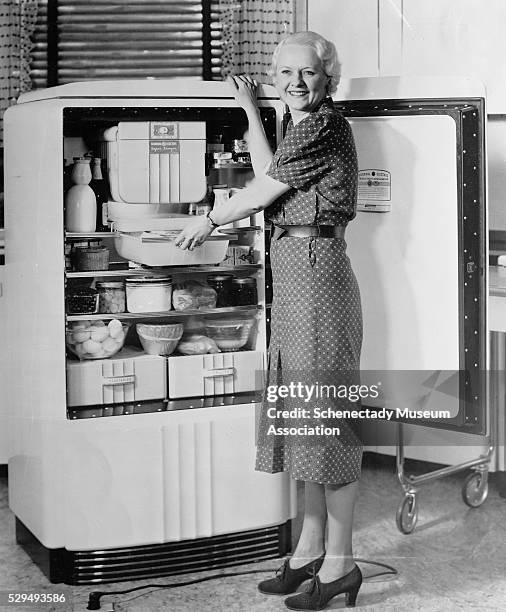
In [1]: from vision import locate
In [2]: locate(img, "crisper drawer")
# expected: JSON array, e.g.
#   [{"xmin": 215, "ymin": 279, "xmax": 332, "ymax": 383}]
[
  {"xmin": 167, "ymin": 351, "xmax": 264, "ymax": 398},
  {"xmin": 66, "ymin": 348, "xmax": 167, "ymax": 407},
  {"xmin": 103, "ymin": 121, "xmax": 206, "ymax": 204}
]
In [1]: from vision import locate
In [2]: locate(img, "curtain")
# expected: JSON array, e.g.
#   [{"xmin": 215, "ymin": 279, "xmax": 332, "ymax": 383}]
[
  {"xmin": 218, "ymin": 0, "xmax": 294, "ymax": 83},
  {"xmin": 0, "ymin": 0, "xmax": 38, "ymax": 143}
]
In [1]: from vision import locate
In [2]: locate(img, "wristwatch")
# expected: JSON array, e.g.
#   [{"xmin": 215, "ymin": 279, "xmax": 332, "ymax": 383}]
[{"xmin": 206, "ymin": 210, "xmax": 220, "ymax": 228}]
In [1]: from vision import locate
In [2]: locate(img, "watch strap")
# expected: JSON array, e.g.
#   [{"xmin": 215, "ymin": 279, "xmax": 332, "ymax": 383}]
[{"xmin": 206, "ymin": 210, "xmax": 220, "ymax": 228}]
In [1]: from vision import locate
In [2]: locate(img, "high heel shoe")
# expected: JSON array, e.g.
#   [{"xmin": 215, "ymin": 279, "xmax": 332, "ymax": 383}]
[
  {"xmin": 258, "ymin": 553, "xmax": 325, "ymax": 595},
  {"xmin": 284, "ymin": 564, "xmax": 362, "ymax": 610}
]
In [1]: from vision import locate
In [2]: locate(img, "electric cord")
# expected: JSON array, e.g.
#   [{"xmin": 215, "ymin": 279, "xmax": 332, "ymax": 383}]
[{"xmin": 86, "ymin": 558, "xmax": 398, "ymax": 609}]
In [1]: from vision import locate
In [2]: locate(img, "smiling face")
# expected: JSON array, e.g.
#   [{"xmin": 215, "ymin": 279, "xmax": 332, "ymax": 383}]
[{"xmin": 273, "ymin": 44, "xmax": 329, "ymax": 120}]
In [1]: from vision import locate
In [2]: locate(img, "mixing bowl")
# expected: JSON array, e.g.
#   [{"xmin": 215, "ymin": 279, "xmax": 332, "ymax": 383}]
[
  {"xmin": 136, "ymin": 323, "xmax": 184, "ymax": 356},
  {"xmin": 204, "ymin": 318, "xmax": 254, "ymax": 351}
]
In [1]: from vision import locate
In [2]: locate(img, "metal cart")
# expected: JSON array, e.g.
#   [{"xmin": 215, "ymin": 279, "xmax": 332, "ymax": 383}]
[{"xmin": 395, "ymin": 422, "xmax": 493, "ymax": 534}]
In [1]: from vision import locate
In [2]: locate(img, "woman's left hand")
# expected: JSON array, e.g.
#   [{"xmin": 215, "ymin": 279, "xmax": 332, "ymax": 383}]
[{"xmin": 174, "ymin": 215, "xmax": 214, "ymax": 251}]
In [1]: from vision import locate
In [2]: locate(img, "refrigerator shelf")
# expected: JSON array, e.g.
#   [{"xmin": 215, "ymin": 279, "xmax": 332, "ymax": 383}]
[
  {"xmin": 66, "ymin": 232, "xmax": 115, "ymax": 240},
  {"xmin": 65, "ymin": 264, "xmax": 261, "ymax": 278},
  {"xmin": 211, "ymin": 162, "xmax": 253, "ymax": 169},
  {"xmin": 67, "ymin": 392, "xmax": 262, "ymax": 420},
  {"xmin": 66, "ymin": 304, "xmax": 263, "ymax": 322},
  {"xmin": 65, "ymin": 227, "xmax": 260, "ymax": 241}
]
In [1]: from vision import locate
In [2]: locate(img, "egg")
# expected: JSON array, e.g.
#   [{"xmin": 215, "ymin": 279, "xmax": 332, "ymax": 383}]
[
  {"xmin": 82, "ymin": 339, "xmax": 102, "ymax": 355},
  {"xmin": 114, "ymin": 329, "xmax": 125, "ymax": 344},
  {"xmin": 90, "ymin": 326, "xmax": 109, "ymax": 342},
  {"xmin": 108, "ymin": 319, "xmax": 123, "ymax": 338},
  {"xmin": 72, "ymin": 320, "xmax": 91, "ymax": 331},
  {"xmin": 73, "ymin": 342, "xmax": 87, "ymax": 357},
  {"xmin": 102, "ymin": 337, "xmax": 118, "ymax": 354},
  {"xmin": 72, "ymin": 330, "xmax": 91, "ymax": 343}
]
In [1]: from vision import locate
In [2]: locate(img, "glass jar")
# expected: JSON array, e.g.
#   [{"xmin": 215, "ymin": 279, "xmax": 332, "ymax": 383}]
[
  {"xmin": 96, "ymin": 281, "xmax": 126, "ymax": 314},
  {"xmin": 125, "ymin": 276, "xmax": 172, "ymax": 313},
  {"xmin": 207, "ymin": 274, "xmax": 234, "ymax": 308},
  {"xmin": 232, "ymin": 277, "xmax": 258, "ymax": 306}
]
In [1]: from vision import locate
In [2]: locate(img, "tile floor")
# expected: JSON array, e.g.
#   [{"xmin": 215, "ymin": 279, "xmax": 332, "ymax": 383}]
[{"xmin": 1, "ymin": 455, "xmax": 505, "ymax": 612}]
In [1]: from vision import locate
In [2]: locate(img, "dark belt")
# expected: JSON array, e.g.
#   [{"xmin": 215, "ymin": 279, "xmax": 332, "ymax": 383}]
[{"xmin": 272, "ymin": 224, "xmax": 346, "ymax": 240}]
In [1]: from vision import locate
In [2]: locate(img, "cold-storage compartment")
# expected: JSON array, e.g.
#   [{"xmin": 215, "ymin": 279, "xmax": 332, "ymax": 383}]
[
  {"xmin": 168, "ymin": 350, "xmax": 264, "ymax": 399},
  {"xmin": 66, "ymin": 348, "xmax": 167, "ymax": 407}
]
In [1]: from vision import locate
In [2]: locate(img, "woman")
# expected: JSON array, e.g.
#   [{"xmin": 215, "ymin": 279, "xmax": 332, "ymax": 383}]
[{"xmin": 176, "ymin": 31, "xmax": 363, "ymax": 611}]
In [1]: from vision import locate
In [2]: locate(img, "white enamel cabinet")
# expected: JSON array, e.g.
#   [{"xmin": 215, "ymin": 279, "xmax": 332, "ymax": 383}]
[{"xmin": 4, "ymin": 81, "xmax": 296, "ymax": 584}]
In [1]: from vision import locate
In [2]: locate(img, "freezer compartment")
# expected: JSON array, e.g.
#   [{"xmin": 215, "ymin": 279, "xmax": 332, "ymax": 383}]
[
  {"xmin": 168, "ymin": 350, "xmax": 264, "ymax": 398},
  {"xmin": 102, "ymin": 121, "xmax": 207, "ymax": 204},
  {"xmin": 66, "ymin": 347, "xmax": 167, "ymax": 407}
]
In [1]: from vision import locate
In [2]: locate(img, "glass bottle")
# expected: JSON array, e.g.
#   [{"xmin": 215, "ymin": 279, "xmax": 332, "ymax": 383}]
[
  {"xmin": 65, "ymin": 158, "xmax": 97, "ymax": 233},
  {"xmin": 90, "ymin": 157, "xmax": 110, "ymax": 232}
]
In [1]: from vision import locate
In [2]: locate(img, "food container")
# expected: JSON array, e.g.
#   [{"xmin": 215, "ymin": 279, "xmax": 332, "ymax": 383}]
[
  {"xmin": 232, "ymin": 277, "xmax": 258, "ymax": 306},
  {"xmin": 136, "ymin": 322, "xmax": 184, "ymax": 356},
  {"xmin": 172, "ymin": 280, "xmax": 217, "ymax": 311},
  {"xmin": 66, "ymin": 286, "xmax": 99, "ymax": 315},
  {"xmin": 73, "ymin": 246, "xmax": 109, "ymax": 271},
  {"xmin": 232, "ymin": 139, "xmax": 249, "ymax": 154},
  {"xmin": 96, "ymin": 281, "xmax": 126, "ymax": 314},
  {"xmin": 66, "ymin": 319, "xmax": 129, "ymax": 360},
  {"xmin": 112, "ymin": 216, "xmax": 230, "ymax": 267},
  {"xmin": 204, "ymin": 318, "xmax": 255, "ymax": 351},
  {"xmin": 207, "ymin": 274, "xmax": 234, "ymax": 307},
  {"xmin": 125, "ymin": 276, "xmax": 172, "ymax": 313}
]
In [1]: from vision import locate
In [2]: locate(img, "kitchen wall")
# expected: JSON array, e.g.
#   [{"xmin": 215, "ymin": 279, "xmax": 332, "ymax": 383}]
[{"xmin": 301, "ymin": 0, "xmax": 506, "ymax": 230}]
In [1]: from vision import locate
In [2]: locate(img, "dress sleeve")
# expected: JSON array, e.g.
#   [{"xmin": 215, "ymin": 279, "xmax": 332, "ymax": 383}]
[{"xmin": 267, "ymin": 113, "xmax": 335, "ymax": 190}]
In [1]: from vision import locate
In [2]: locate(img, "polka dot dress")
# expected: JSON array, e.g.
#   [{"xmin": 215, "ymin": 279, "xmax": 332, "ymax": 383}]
[{"xmin": 255, "ymin": 99, "xmax": 363, "ymax": 485}]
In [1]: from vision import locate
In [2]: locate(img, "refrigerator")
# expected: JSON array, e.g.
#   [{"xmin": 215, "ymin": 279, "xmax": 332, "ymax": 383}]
[{"xmin": 3, "ymin": 77, "xmax": 487, "ymax": 584}]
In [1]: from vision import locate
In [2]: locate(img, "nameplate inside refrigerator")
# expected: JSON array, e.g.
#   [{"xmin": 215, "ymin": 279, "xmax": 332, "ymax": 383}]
[
  {"xmin": 149, "ymin": 140, "xmax": 180, "ymax": 154},
  {"xmin": 357, "ymin": 169, "xmax": 391, "ymax": 212}
]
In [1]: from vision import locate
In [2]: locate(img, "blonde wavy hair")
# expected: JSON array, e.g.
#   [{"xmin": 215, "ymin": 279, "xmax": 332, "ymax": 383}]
[{"xmin": 269, "ymin": 31, "xmax": 341, "ymax": 95}]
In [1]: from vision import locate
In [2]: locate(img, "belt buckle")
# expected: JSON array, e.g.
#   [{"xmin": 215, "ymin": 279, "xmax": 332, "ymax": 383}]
[{"xmin": 273, "ymin": 225, "xmax": 287, "ymax": 240}]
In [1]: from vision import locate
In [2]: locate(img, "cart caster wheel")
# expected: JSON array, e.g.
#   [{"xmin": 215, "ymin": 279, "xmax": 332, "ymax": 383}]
[
  {"xmin": 396, "ymin": 494, "xmax": 418, "ymax": 534},
  {"xmin": 462, "ymin": 471, "xmax": 488, "ymax": 508}
]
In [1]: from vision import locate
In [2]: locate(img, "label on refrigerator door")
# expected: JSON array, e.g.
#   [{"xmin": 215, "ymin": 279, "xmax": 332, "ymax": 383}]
[{"xmin": 357, "ymin": 169, "xmax": 391, "ymax": 212}]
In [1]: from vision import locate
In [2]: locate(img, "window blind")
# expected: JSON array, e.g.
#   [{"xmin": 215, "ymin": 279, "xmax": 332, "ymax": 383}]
[{"xmin": 30, "ymin": 0, "xmax": 223, "ymax": 88}]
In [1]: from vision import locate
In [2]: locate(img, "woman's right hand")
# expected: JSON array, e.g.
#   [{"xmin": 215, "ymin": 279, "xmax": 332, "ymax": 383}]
[{"xmin": 227, "ymin": 75, "xmax": 259, "ymax": 113}]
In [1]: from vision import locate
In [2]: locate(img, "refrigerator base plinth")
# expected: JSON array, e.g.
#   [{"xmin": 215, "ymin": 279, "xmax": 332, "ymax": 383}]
[{"xmin": 15, "ymin": 517, "xmax": 292, "ymax": 585}]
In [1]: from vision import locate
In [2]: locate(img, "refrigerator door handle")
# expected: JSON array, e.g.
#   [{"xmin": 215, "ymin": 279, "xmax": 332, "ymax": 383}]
[
  {"xmin": 204, "ymin": 367, "xmax": 236, "ymax": 377},
  {"xmin": 102, "ymin": 374, "xmax": 136, "ymax": 386}
]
